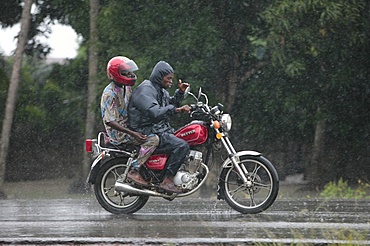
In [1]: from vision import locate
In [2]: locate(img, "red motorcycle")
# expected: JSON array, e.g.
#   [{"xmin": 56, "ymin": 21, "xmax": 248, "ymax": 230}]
[{"xmin": 85, "ymin": 87, "xmax": 279, "ymax": 214}]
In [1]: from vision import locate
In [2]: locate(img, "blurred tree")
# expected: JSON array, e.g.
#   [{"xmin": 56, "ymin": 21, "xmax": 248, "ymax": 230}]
[
  {"xmin": 258, "ymin": 0, "xmax": 369, "ymax": 187},
  {"xmin": 0, "ymin": 0, "xmax": 88, "ymax": 58},
  {"xmin": 0, "ymin": 57, "xmax": 10, "ymax": 120},
  {"xmin": 97, "ymin": 0, "xmax": 272, "ymax": 109},
  {"xmin": 5, "ymin": 55, "xmax": 88, "ymax": 182},
  {"xmin": 0, "ymin": 0, "xmax": 33, "ymax": 198},
  {"xmin": 0, "ymin": 1, "xmax": 22, "ymax": 27},
  {"xmin": 73, "ymin": 0, "xmax": 100, "ymax": 192},
  {"xmin": 55, "ymin": 0, "xmax": 370, "ymax": 188},
  {"xmin": 0, "ymin": 0, "xmax": 368, "ymax": 192}
]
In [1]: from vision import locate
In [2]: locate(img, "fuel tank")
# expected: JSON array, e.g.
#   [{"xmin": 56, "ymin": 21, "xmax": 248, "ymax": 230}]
[
  {"xmin": 175, "ymin": 121, "xmax": 208, "ymax": 146},
  {"xmin": 144, "ymin": 121, "xmax": 208, "ymax": 170}
]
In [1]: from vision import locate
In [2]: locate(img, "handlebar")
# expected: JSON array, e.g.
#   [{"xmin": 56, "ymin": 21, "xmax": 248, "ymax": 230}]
[
  {"xmin": 190, "ymin": 104, "xmax": 197, "ymax": 111},
  {"xmin": 187, "ymin": 87, "xmax": 224, "ymax": 119}
]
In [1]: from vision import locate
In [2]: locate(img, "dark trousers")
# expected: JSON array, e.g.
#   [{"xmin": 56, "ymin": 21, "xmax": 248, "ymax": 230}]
[{"xmin": 155, "ymin": 132, "xmax": 190, "ymax": 176}]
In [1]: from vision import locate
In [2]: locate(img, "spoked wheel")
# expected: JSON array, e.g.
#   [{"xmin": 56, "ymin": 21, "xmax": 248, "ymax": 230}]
[
  {"xmin": 219, "ymin": 155, "xmax": 279, "ymax": 214},
  {"xmin": 94, "ymin": 158, "xmax": 149, "ymax": 214}
]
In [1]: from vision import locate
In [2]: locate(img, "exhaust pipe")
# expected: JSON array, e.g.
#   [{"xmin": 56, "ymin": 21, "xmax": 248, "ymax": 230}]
[{"xmin": 114, "ymin": 182, "xmax": 176, "ymax": 198}]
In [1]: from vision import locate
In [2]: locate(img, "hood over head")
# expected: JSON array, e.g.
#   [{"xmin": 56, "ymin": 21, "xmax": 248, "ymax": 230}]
[{"xmin": 149, "ymin": 61, "xmax": 174, "ymax": 87}]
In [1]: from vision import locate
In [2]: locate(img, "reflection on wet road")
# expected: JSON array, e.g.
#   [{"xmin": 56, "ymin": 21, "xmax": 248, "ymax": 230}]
[{"xmin": 0, "ymin": 197, "xmax": 369, "ymax": 245}]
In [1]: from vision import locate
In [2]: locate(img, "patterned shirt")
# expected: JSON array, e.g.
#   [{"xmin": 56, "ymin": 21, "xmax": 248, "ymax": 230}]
[{"xmin": 101, "ymin": 82, "xmax": 132, "ymax": 144}]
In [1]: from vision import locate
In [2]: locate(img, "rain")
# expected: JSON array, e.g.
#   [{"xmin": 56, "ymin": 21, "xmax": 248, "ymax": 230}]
[{"xmin": 0, "ymin": 0, "xmax": 369, "ymax": 245}]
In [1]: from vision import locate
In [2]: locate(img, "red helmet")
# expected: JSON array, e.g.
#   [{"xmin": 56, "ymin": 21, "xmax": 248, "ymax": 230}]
[{"xmin": 107, "ymin": 56, "xmax": 139, "ymax": 86}]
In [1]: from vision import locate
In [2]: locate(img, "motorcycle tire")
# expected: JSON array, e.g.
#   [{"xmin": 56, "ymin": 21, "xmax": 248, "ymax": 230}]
[
  {"xmin": 219, "ymin": 155, "xmax": 279, "ymax": 214},
  {"xmin": 94, "ymin": 157, "xmax": 149, "ymax": 214}
]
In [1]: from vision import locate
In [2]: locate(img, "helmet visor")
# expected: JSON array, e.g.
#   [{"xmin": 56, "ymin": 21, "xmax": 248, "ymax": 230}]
[
  {"xmin": 119, "ymin": 60, "xmax": 139, "ymax": 74},
  {"xmin": 120, "ymin": 71, "xmax": 136, "ymax": 78}
]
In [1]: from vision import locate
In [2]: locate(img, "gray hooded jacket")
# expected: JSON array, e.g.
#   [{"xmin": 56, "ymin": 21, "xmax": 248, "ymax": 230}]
[{"xmin": 128, "ymin": 61, "xmax": 184, "ymax": 135}]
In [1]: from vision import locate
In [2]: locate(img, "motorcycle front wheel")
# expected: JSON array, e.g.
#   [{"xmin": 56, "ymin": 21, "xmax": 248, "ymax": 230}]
[
  {"xmin": 219, "ymin": 155, "xmax": 279, "ymax": 214},
  {"xmin": 94, "ymin": 157, "xmax": 149, "ymax": 214}
]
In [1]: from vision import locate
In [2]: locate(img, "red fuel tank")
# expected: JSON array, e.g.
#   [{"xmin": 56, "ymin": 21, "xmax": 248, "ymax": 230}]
[
  {"xmin": 175, "ymin": 121, "xmax": 208, "ymax": 146},
  {"xmin": 145, "ymin": 121, "xmax": 208, "ymax": 170}
]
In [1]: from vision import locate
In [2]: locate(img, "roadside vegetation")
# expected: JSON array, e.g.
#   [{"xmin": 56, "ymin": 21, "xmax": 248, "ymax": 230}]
[{"xmin": 320, "ymin": 178, "xmax": 370, "ymax": 199}]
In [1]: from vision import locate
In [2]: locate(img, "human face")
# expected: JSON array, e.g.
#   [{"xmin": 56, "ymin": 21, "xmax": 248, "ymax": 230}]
[{"xmin": 161, "ymin": 73, "xmax": 174, "ymax": 89}]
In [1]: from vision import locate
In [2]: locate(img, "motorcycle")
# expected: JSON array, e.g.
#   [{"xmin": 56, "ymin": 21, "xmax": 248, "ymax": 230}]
[{"xmin": 85, "ymin": 87, "xmax": 279, "ymax": 214}]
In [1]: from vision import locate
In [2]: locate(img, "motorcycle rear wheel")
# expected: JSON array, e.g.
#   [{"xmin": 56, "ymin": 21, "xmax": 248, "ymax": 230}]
[
  {"xmin": 94, "ymin": 158, "xmax": 149, "ymax": 214},
  {"xmin": 219, "ymin": 155, "xmax": 279, "ymax": 214}
]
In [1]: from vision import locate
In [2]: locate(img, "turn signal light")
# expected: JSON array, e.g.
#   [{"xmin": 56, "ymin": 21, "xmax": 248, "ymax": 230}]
[
  {"xmin": 213, "ymin": 121, "xmax": 221, "ymax": 129},
  {"xmin": 85, "ymin": 139, "xmax": 93, "ymax": 152},
  {"xmin": 216, "ymin": 133, "xmax": 223, "ymax": 139}
]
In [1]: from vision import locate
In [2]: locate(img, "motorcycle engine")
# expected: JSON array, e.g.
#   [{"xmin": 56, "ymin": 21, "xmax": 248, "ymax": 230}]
[{"xmin": 173, "ymin": 150, "xmax": 203, "ymax": 190}]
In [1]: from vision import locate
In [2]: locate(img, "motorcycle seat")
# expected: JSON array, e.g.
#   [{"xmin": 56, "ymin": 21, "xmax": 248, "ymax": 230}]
[{"xmin": 99, "ymin": 132, "xmax": 138, "ymax": 152}]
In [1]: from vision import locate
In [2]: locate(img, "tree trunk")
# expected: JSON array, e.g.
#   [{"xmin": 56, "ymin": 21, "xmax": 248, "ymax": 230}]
[
  {"xmin": 226, "ymin": 61, "xmax": 268, "ymax": 112},
  {"xmin": 85, "ymin": 0, "xmax": 99, "ymax": 177},
  {"xmin": 70, "ymin": 0, "xmax": 99, "ymax": 193},
  {"xmin": 306, "ymin": 107, "xmax": 326, "ymax": 189},
  {"xmin": 0, "ymin": 0, "xmax": 33, "ymax": 198}
]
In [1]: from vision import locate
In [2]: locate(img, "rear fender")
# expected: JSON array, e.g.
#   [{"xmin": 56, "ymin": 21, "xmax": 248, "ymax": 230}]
[{"xmin": 86, "ymin": 154, "xmax": 104, "ymax": 184}]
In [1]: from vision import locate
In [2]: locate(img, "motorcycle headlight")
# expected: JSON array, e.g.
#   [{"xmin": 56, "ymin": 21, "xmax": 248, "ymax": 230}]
[{"xmin": 221, "ymin": 114, "xmax": 232, "ymax": 131}]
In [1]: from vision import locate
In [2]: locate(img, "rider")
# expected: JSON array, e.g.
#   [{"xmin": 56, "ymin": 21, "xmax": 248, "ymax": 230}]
[
  {"xmin": 128, "ymin": 61, "xmax": 191, "ymax": 193},
  {"xmin": 101, "ymin": 56, "xmax": 159, "ymax": 186}
]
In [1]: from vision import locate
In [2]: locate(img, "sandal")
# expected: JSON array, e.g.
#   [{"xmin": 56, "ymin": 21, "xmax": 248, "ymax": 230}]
[{"xmin": 127, "ymin": 170, "xmax": 148, "ymax": 186}]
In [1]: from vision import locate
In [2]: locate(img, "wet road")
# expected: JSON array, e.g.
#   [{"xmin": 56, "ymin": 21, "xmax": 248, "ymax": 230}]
[{"xmin": 0, "ymin": 197, "xmax": 369, "ymax": 245}]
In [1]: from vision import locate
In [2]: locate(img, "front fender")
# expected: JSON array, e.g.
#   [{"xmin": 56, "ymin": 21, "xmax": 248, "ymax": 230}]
[{"xmin": 220, "ymin": 150, "xmax": 261, "ymax": 169}]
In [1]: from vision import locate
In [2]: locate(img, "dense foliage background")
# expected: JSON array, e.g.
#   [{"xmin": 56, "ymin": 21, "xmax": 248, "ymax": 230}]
[{"xmin": 0, "ymin": 0, "xmax": 369, "ymax": 190}]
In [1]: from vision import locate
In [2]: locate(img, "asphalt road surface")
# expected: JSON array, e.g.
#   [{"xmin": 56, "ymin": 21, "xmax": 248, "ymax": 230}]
[{"xmin": 0, "ymin": 197, "xmax": 369, "ymax": 245}]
